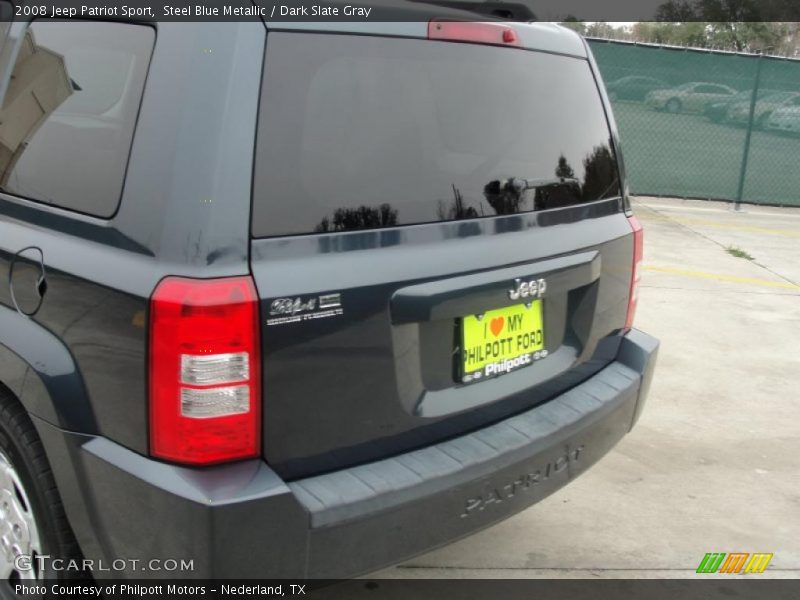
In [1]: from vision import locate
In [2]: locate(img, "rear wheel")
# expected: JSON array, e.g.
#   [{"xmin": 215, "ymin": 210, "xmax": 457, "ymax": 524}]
[
  {"xmin": 0, "ymin": 449, "xmax": 42, "ymax": 581},
  {"xmin": 665, "ymin": 98, "xmax": 682, "ymax": 113},
  {"xmin": 0, "ymin": 387, "xmax": 83, "ymax": 584}
]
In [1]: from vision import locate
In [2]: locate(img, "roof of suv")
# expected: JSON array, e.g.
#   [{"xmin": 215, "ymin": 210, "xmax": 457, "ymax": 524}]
[{"xmin": 264, "ymin": 1, "xmax": 588, "ymax": 58}]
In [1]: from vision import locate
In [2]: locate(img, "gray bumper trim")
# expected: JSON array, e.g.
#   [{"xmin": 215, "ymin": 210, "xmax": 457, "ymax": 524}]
[
  {"xmin": 291, "ymin": 361, "xmax": 641, "ymax": 529},
  {"xmin": 33, "ymin": 329, "xmax": 657, "ymax": 579}
]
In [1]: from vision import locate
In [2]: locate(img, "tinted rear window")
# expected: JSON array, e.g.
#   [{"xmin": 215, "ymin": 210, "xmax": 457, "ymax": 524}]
[{"xmin": 253, "ymin": 32, "xmax": 620, "ymax": 237}]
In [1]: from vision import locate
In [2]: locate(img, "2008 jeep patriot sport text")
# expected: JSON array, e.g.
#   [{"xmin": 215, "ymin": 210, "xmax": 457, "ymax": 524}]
[{"xmin": 0, "ymin": 3, "xmax": 658, "ymax": 582}]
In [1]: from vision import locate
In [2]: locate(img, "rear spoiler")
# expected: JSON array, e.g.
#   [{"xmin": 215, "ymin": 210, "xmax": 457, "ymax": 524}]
[{"xmin": 408, "ymin": 1, "xmax": 537, "ymax": 21}]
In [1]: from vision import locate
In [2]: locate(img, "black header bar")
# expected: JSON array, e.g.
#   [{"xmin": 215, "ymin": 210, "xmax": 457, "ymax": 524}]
[{"xmin": 3, "ymin": 0, "xmax": 800, "ymax": 23}]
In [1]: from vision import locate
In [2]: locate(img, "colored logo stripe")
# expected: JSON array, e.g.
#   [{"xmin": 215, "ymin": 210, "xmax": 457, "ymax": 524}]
[
  {"xmin": 696, "ymin": 552, "xmax": 773, "ymax": 574},
  {"xmin": 744, "ymin": 553, "xmax": 774, "ymax": 574},
  {"xmin": 697, "ymin": 553, "xmax": 726, "ymax": 573},
  {"xmin": 719, "ymin": 553, "xmax": 749, "ymax": 573}
]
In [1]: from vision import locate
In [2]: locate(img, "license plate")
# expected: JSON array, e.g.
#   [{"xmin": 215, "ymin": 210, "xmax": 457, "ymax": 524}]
[{"xmin": 461, "ymin": 301, "xmax": 545, "ymax": 383}]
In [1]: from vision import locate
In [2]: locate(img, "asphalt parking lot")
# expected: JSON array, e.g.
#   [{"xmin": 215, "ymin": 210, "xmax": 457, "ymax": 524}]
[{"xmin": 377, "ymin": 196, "xmax": 800, "ymax": 579}]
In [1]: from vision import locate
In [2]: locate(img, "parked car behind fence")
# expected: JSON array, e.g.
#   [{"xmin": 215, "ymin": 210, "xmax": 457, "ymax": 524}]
[
  {"xmin": 703, "ymin": 89, "xmax": 779, "ymax": 123},
  {"xmin": 646, "ymin": 81, "xmax": 737, "ymax": 114},
  {"xmin": 726, "ymin": 91, "xmax": 800, "ymax": 128},
  {"xmin": 606, "ymin": 75, "xmax": 668, "ymax": 101},
  {"xmin": 767, "ymin": 105, "xmax": 800, "ymax": 135}
]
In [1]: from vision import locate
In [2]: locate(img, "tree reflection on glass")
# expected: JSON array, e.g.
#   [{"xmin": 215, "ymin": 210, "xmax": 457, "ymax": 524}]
[
  {"xmin": 437, "ymin": 184, "xmax": 480, "ymax": 221},
  {"xmin": 314, "ymin": 203, "xmax": 399, "ymax": 233},
  {"xmin": 582, "ymin": 143, "xmax": 620, "ymax": 201}
]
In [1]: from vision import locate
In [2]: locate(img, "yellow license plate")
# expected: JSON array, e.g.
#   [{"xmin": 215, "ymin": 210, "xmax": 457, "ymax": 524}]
[{"xmin": 461, "ymin": 301, "xmax": 544, "ymax": 382}]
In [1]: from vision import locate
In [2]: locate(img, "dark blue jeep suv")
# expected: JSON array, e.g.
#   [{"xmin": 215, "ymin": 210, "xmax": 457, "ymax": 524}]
[{"xmin": 0, "ymin": 4, "xmax": 658, "ymax": 581}]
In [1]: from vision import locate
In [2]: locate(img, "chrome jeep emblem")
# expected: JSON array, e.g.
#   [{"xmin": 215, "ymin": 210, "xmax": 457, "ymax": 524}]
[{"xmin": 508, "ymin": 277, "xmax": 547, "ymax": 301}]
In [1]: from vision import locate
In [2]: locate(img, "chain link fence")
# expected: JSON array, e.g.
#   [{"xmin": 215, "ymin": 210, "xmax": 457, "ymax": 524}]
[{"xmin": 588, "ymin": 39, "xmax": 800, "ymax": 207}]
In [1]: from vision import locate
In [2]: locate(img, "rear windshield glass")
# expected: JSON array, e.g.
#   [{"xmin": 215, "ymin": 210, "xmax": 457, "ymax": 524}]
[{"xmin": 253, "ymin": 32, "xmax": 620, "ymax": 237}]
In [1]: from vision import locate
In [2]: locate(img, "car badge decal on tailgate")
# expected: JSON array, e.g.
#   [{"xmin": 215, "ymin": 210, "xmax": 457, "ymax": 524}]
[{"xmin": 267, "ymin": 293, "xmax": 343, "ymax": 326}]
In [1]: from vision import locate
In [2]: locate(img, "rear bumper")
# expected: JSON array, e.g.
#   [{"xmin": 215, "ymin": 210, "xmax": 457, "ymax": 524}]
[{"xmin": 35, "ymin": 329, "xmax": 658, "ymax": 580}]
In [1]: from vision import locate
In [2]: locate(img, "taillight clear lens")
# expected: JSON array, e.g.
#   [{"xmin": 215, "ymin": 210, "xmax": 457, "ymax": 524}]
[
  {"xmin": 625, "ymin": 216, "xmax": 644, "ymax": 330},
  {"xmin": 149, "ymin": 276, "xmax": 261, "ymax": 465},
  {"xmin": 180, "ymin": 352, "xmax": 249, "ymax": 385},
  {"xmin": 180, "ymin": 386, "xmax": 250, "ymax": 419}
]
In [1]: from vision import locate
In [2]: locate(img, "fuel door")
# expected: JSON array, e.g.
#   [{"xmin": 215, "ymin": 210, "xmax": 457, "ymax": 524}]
[{"xmin": 8, "ymin": 246, "xmax": 47, "ymax": 316}]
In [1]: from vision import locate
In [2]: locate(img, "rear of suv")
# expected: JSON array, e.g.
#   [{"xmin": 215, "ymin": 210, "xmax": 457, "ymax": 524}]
[{"xmin": 0, "ymin": 7, "xmax": 658, "ymax": 581}]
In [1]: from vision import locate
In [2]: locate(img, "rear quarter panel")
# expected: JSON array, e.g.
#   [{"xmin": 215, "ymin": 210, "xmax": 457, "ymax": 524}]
[{"xmin": 0, "ymin": 22, "xmax": 265, "ymax": 453}]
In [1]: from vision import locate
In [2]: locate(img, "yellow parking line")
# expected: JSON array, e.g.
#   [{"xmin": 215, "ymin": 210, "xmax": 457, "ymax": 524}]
[
  {"xmin": 642, "ymin": 265, "xmax": 800, "ymax": 290},
  {"xmin": 637, "ymin": 213, "xmax": 800, "ymax": 238}
]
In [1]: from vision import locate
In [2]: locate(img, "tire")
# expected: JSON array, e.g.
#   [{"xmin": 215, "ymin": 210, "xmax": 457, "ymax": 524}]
[
  {"xmin": 756, "ymin": 112, "xmax": 771, "ymax": 130},
  {"xmin": 665, "ymin": 98, "xmax": 682, "ymax": 114},
  {"xmin": 0, "ymin": 386, "xmax": 84, "ymax": 585}
]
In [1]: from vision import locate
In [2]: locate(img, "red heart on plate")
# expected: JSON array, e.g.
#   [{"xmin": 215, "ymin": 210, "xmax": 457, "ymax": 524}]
[{"xmin": 490, "ymin": 316, "xmax": 505, "ymax": 337}]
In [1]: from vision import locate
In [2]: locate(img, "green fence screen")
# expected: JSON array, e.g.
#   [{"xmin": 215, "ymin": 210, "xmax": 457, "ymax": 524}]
[{"xmin": 588, "ymin": 39, "xmax": 800, "ymax": 206}]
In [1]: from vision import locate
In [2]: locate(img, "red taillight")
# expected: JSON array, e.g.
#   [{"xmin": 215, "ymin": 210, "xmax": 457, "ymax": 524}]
[
  {"xmin": 149, "ymin": 276, "xmax": 261, "ymax": 465},
  {"xmin": 427, "ymin": 20, "xmax": 521, "ymax": 47},
  {"xmin": 625, "ymin": 216, "xmax": 644, "ymax": 331}
]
